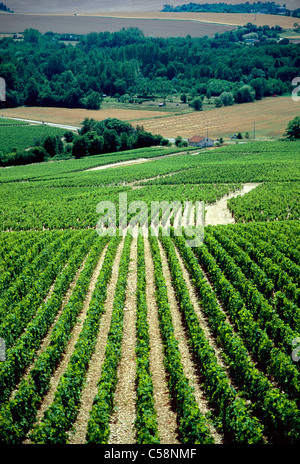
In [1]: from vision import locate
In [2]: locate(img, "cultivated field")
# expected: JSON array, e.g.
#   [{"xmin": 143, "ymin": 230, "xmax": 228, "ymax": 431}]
[
  {"xmin": 1, "ymin": 107, "xmax": 173, "ymax": 128},
  {"xmin": 1, "ymin": 0, "xmax": 299, "ymax": 449},
  {"xmin": 0, "ymin": 140, "xmax": 299, "ymax": 445},
  {"xmin": 6, "ymin": 0, "xmax": 300, "ymax": 13},
  {"xmin": 0, "ymin": 223, "xmax": 300, "ymax": 444},
  {"xmin": 2, "ymin": 96, "xmax": 299, "ymax": 139},
  {"xmin": 0, "ymin": 12, "xmax": 236, "ymax": 37},
  {"xmin": 1, "ymin": 8, "xmax": 298, "ymax": 37},
  {"xmin": 140, "ymin": 97, "xmax": 300, "ymax": 139},
  {"xmin": 81, "ymin": 11, "xmax": 299, "ymax": 29}
]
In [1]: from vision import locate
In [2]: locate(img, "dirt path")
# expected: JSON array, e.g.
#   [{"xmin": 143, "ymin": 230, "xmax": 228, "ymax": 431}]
[
  {"xmin": 144, "ymin": 237, "xmax": 179, "ymax": 444},
  {"xmin": 24, "ymin": 244, "xmax": 108, "ymax": 442},
  {"xmin": 68, "ymin": 239, "xmax": 125, "ymax": 444},
  {"xmin": 173, "ymin": 244, "xmax": 239, "ymax": 387},
  {"xmin": 197, "ymin": 245, "xmax": 284, "ymax": 399},
  {"xmin": 86, "ymin": 150, "xmax": 196, "ymax": 173},
  {"xmin": 87, "ymin": 158, "xmax": 149, "ymax": 171},
  {"xmin": 204, "ymin": 183, "xmax": 260, "ymax": 226},
  {"xmin": 157, "ymin": 239, "xmax": 224, "ymax": 444},
  {"xmin": 108, "ymin": 237, "xmax": 138, "ymax": 444},
  {"xmin": 10, "ymin": 254, "xmax": 89, "ymax": 402}
]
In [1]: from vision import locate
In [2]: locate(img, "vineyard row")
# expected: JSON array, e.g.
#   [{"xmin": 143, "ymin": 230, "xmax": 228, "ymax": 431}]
[{"xmin": 0, "ymin": 224, "xmax": 299, "ymax": 444}]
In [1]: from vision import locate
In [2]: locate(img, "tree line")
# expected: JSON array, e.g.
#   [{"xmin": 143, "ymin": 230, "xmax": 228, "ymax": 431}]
[
  {"xmin": 162, "ymin": 2, "xmax": 300, "ymax": 17},
  {"xmin": 0, "ymin": 25, "xmax": 299, "ymax": 110},
  {"xmin": 0, "ymin": 117, "xmax": 168, "ymax": 166},
  {"xmin": 0, "ymin": 2, "xmax": 13, "ymax": 13}
]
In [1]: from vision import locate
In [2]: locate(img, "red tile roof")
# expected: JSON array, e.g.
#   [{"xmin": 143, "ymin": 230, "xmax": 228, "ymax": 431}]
[{"xmin": 188, "ymin": 136, "xmax": 206, "ymax": 143}]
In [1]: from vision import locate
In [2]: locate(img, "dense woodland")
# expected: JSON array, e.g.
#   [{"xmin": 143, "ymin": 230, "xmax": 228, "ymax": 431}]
[{"xmin": 0, "ymin": 25, "xmax": 299, "ymax": 110}]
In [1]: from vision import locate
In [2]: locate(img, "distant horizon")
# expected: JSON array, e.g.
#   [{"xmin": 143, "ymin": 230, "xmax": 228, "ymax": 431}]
[{"xmin": 3, "ymin": 0, "xmax": 300, "ymax": 14}]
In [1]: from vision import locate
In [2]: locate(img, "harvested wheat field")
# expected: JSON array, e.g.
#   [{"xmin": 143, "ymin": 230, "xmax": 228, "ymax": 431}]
[
  {"xmin": 1, "ymin": 8, "xmax": 297, "ymax": 37},
  {"xmin": 1, "ymin": 106, "xmax": 173, "ymax": 128},
  {"xmin": 82, "ymin": 11, "xmax": 299, "ymax": 29},
  {"xmin": 6, "ymin": 0, "xmax": 300, "ymax": 14},
  {"xmin": 0, "ymin": 12, "xmax": 236, "ymax": 37},
  {"xmin": 140, "ymin": 97, "xmax": 300, "ymax": 139},
  {"xmin": 2, "ymin": 97, "xmax": 298, "ymax": 139}
]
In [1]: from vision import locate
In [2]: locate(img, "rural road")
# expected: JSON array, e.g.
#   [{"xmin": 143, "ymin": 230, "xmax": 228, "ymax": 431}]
[
  {"xmin": 87, "ymin": 158, "xmax": 149, "ymax": 171},
  {"xmin": 205, "ymin": 183, "xmax": 260, "ymax": 226},
  {"xmin": 1, "ymin": 116, "xmax": 177, "ymax": 143},
  {"xmin": 1, "ymin": 115, "xmax": 81, "ymax": 132}
]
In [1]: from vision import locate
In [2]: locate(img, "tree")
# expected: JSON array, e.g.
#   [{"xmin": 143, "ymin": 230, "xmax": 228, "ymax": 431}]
[
  {"xmin": 45, "ymin": 53, "xmax": 65, "ymax": 79},
  {"xmin": 113, "ymin": 78, "xmax": 127, "ymax": 96},
  {"xmin": 80, "ymin": 118, "xmax": 97, "ymax": 136},
  {"xmin": 189, "ymin": 97, "xmax": 203, "ymax": 111},
  {"xmin": 219, "ymin": 91, "xmax": 234, "ymax": 106},
  {"xmin": 234, "ymin": 85, "xmax": 255, "ymax": 103},
  {"xmin": 84, "ymin": 91, "xmax": 103, "ymax": 110},
  {"xmin": 249, "ymin": 78, "xmax": 266, "ymax": 100},
  {"xmin": 214, "ymin": 97, "xmax": 223, "ymax": 108},
  {"xmin": 23, "ymin": 28, "xmax": 41, "ymax": 44},
  {"xmin": 26, "ymin": 146, "xmax": 47, "ymax": 163},
  {"xmin": 64, "ymin": 131, "xmax": 75, "ymax": 143},
  {"xmin": 284, "ymin": 116, "xmax": 300, "ymax": 140},
  {"xmin": 102, "ymin": 128, "xmax": 121, "ymax": 153},
  {"xmin": 84, "ymin": 131, "xmax": 104, "ymax": 155},
  {"xmin": 279, "ymin": 38, "xmax": 289, "ymax": 45},
  {"xmin": 72, "ymin": 136, "xmax": 88, "ymax": 158},
  {"xmin": 120, "ymin": 132, "xmax": 131, "ymax": 151},
  {"xmin": 98, "ymin": 118, "xmax": 133, "ymax": 136},
  {"xmin": 24, "ymin": 78, "xmax": 39, "ymax": 106},
  {"xmin": 180, "ymin": 93, "xmax": 187, "ymax": 103},
  {"xmin": 175, "ymin": 135, "xmax": 183, "ymax": 146},
  {"xmin": 135, "ymin": 130, "xmax": 157, "ymax": 148},
  {"xmin": 42, "ymin": 135, "xmax": 62, "ymax": 157}
]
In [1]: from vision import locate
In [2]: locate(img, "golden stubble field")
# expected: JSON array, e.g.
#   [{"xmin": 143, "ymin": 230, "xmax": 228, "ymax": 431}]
[
  {"xmin": 0, "ymin": 9, "xmax": 297, "ymax": 37},
  {"xmin": 0, "ymin": 12, "xmax": 236, "ymax": 37},
  {"xmin": 6, "ymin": 0, "xmax": 300, "ymax": 13},
  {"xmin": 140, "ymin": 97, "xmax": 300, "ymax": 139},
  {"xmin": 80, "ymin": 11, "xmax": 299, "ymax": 29},
  {"xmin": 2, "ymin": 97, "xmax": 299, "ymax": 139},
  {"xmin": 1, "ymin": 107, "xmax": 173, "ymax": 127}
]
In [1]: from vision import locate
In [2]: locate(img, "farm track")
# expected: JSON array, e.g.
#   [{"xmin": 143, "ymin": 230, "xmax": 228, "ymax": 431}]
[
  {"xmin": 68, "ymin": 239, "xmax": 125, "ymax": 444},
  {"xmin": 23, "ymin": 243, "xmax": 108, "ymax": 443},
  {"xmin": 204, "ymin": 183, "xmax": 260, "ymax": 226},
  {"xmin": 144, "ymin": 237, "xmax": 179, "ymax": 444},
  {"xmin": 108, "ymin": 238, "xmax": 137, "ymax": 444},
  {"xmin": 9, "ymin": 255, "xmax": 89, "ymax": 403},
  {"xmin": 173, "ymin": 244, "xmax": 233, "ymax": 383},
  {"xmin": 192, "ymin": 242, "xmax": 295, "ymax": 400},
  {"xmin": 157, "ymin": 239, "xmax": 224, "ymax": 444},
  {"xmin": 86, "ymin": 150, "xmax": 197, "ymax": 173}
]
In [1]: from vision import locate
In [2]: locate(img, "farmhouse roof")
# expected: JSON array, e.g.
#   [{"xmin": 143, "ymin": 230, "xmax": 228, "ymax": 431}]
[{"xmin": 188, "ymin": 135, "xmax": 206, "ymax": 143}]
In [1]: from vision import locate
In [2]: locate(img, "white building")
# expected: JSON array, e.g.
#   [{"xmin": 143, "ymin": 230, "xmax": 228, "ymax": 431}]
[{"xmin": 188, "ymin": 135, "xmax": 214, "ymax": 148}]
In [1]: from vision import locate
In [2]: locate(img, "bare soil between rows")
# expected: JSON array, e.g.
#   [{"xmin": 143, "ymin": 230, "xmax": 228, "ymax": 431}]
[{"xmin": 205, "ymin": 182, "xmax": 260, "ymax": 226}]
